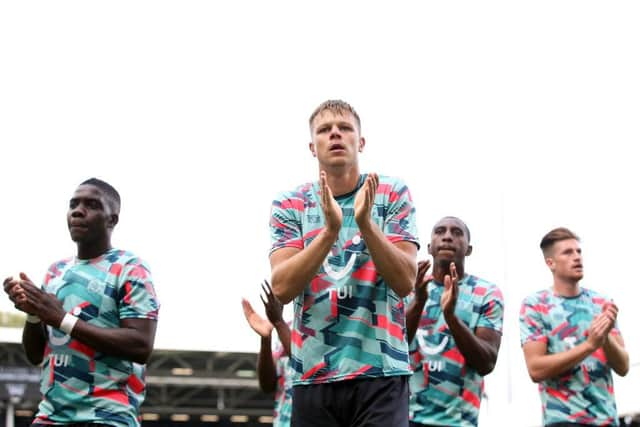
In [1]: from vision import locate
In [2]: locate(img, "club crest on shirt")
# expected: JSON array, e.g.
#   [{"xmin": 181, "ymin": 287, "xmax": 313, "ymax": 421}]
[{"xmin": 87, "ymin": 279, "xmax": 105, "ymax": 294}]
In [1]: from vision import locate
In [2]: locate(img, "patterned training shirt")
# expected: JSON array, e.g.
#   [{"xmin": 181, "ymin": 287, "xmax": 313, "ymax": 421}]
[
  {"xmin": 273, "ymin": 335, "xmax": 293, "ymax": 426},
  {"xmin": 33, "ymin": 249, "xmax": 159, "ymax": 427},
  {"xmin": 409, "ymin": 275, "xmax": 504, "ymax": 426},
  {"xmin": 270, "ymin": 174, "xmax": 419, "ymax": 386},
  {"xmin": 519, "ymin": 287, "xmax": 622, "ymax": 426}
]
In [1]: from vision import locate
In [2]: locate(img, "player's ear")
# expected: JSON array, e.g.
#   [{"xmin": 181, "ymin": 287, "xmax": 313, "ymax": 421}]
[
  {"xmin": 465, "ymin": 245, "xmax": 472, "ymax": 256},
  {"xmin": 309, "ymin": 142, "xmax": 317, "ymax": 157},
  {"xmin": 358, "ymin": 137, "xmax": 365, "ymax": 153},
  {"xmin": 108, "ymin": 214, "xmax": 119, "ymax": 229},
  {"xmin": 545, "ymin": 257, "xmax": 554, "ymax": 269},
  {"xmin": 427, "ymin": 243, "xmax": 433, "ymax": 256}
]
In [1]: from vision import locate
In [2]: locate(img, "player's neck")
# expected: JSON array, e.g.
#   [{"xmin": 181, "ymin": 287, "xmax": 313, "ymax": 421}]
[
  {"xmin": 323, "ymin": 167, "xmax": 361, "ymax": 197},
  {"xmin": 76, "ymin": 240, "xmax": 113, "ymax": 260},
  {"xmin": 432, "ymin": 260, "xmax": 465, "ymax": 284},
  {"xmin": 552, "ymin": 277, "xmax": 581, "ymax": 297}
]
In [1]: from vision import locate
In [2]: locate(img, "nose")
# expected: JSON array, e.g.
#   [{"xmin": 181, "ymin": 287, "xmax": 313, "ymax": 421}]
[
  {"xmin": 329, "ymin": 124, "xmax": 342, "ymax": 138},
  {"xmin": 70, "ymin": 203, "xmax": 86, "ymax": 218}
]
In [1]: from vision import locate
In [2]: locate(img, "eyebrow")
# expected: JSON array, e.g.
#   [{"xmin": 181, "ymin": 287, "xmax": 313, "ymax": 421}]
[
  {"xmin": 433, "ymin": 225, "xmax": 463, "ymax": 233},
  {"xmin": 316, "ymin": 120, "xmax": 353, "ymax": 129},
  {"xmin": 70, "ymin": 196, "xmax": 103, "ymax": 204}
]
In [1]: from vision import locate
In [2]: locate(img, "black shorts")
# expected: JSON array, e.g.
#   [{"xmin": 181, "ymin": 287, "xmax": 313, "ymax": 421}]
[{"xmin": 292, "ymin": 375, "xmax": 409, "ymax": 427}]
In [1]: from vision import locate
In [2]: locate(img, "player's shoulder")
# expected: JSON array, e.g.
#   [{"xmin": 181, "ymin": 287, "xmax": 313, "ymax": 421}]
[
  {"xmin": 581, "ymin": 287, "xmax": 613, "ymax": 304},
  {"xmin": 466, "ymin": 275, "xmax": 504, "ymax": 299},
  {"xmin": 105, "ymin": 249, "xmax": 151, "ymax": 271},
  {"xmin": 44, "ymin": 256, "xmax": 75, "ymax": 282},
  {"xmin": 376, "ymin": 174, "xmax": 410, "ymax": 188},
  {"xmin": 374, "ymin": 174, "xmax": 415, "ymax": 204},
  {"xmin": 466, "ymin": 274, "xmax": 500, "ymax": 291},
  {"xmin": 273, "ymin": 181, "xmax": 316, "ymax": 201},
  {"xmin": 521, "ymin": 288, "xmax": 551, "ymax": 306},
  {"xmin": 47, "ymin": 256, "xmax": 74, "ymax": 271}
]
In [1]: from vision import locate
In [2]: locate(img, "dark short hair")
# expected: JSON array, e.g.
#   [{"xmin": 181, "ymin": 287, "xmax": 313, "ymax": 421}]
[
  {"xmin": 540, "ymin": 227, "xmax": 579, "ymax": 255},
  {"xmin": 80, "ymin": 178, "xmax": 121, "ymax": 213},
  {"xmin": 309, "ymin": 99, "xmax": 361, "ymax": 133}
]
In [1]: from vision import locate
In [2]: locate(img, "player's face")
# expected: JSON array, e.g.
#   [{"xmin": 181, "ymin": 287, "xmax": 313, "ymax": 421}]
[
  {"xmin": 428, "ymin": 217, "xmax": 471, "ymax": 265},
  {"xmin": 546, "ymin": 239, "xmax": 584, "ymax": 282},
  {"xmin": 67, "ymin": 185, "xmax": 115, "ymax": 244},
  {"xmin": 309, "ymin": 110, "xmax": 364, "ymax": 169}
]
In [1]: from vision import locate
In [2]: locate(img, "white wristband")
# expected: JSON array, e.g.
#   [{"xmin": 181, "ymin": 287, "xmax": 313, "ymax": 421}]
[
  {"xmin": 59, "ymin": 313, "xmax": 78, "ymax": 334},
  {"xmin": 26, "ymin": 314, "xmax": 41, "ymax": 324}
]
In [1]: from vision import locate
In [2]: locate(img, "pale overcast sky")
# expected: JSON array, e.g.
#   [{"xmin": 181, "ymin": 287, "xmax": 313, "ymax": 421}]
[{"xmin": 1, "ymin": 1, "xmax": 639, "ymax": 425}]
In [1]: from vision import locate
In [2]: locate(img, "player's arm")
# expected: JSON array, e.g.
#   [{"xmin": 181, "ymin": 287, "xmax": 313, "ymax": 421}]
[
  {"xmin": 16, "ymin": 273, "xmax": 157, "ymax": 364},
  {"xmin": 4, "ymin": 275, "xmax": 49, "ymax": 365},
  {"xmin": 271, "ymin": 172, "xmax": 341, "ymax": 304},
  {"xmin": 273, "ymin": 321, "xmax": 292, "ymax": 358},
  {"xmin": 446, "ymin": 280, "xmax": 504, "ymax": 376},
  {"xmin": 522, "ymin": 340, "xmax": 596, "ymax": 383},
  {"xmin": 270, "ymin": 231, "xmax": 336, "ymax": 304},
  {"xmin": 22, "ymin": 321, "xmax": 47, "ymax": 365},
  {"xmin": 440, "ymin": 264, "xmax": 500, "ymax": 375},
  {"xmin": 446, "ymin": 319, "xmax": 501, "ymax": 376},
  {"xmin": 261, "ymin": 281, "xmax": 292, "ymax": 357},
  {"xmin": 355, "ymin": 174, "xmax": 417, "ymax": 297},
  {"xmin": 68, "ymin": 318, "xmax": 157, "ymax": 364},
  {"xmin": 603, "ymin": 333, "xmax": 629, "ymax": 376},
  {"xmin": 600, "ymin": 303, "xmax": 629, "ymax": 376},
  {"xmin": 406, "ymin": 260, "xmax": 431, "ymax": 342},
  {"xmin": 257, "ymin": 334, "xmax": 277, "ymax": 393},
  {"xmin": 359, "ymin": 230, "xmax": 417, "ymax": 298},
  {"xmin": 241, "ymin": 297, "xmax": 278, "ymax": 392},
  {"xmin": 523, "ymin": 312, "xmax": 611, "ymax": 382}
]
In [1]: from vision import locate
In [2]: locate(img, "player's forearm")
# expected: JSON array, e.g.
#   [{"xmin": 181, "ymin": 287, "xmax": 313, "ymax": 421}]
[
  {"xmin": 69, "ymin": 320, "xmax": 156, "ymax": 364},
  {"xmin": 406, "ymin": 296, "xmax": 427, "ymax": 342},
  {"xmin": 22, "ymin": 322, "xmax": 47, "ymax": 365},
  {"xmin": 358, "ymin": 221, "xmax": 416, "ymax": 297},
  {"xmin": 271, "ymin": 228, "xmax": 337, "ymax": 304},
  {"xmin": 445, "ymin": 315, "xmax": 497, "ymax": 376},
  {"xmin": 603, "ymin": 335, "xmax": 629, "ymax": 376},
  {"xmin": 257, "ymin": 335, "xmax": 277, "ymax": 393},
  {"xmin": 273, "ymin": 320, "xmax": 292, "ymax": 357},
  {"xmin": 526, "ymin": 341, "xmax": 594, "ymax": 383}
]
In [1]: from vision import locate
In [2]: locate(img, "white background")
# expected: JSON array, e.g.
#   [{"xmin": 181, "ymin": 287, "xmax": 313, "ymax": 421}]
[{"xmin": 1, "ymin": 1, "xmax": 638, "ymax": 425}]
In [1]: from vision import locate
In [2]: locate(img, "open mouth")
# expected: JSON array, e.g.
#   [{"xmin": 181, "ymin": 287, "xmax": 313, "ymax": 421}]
[{"xmin": 329, "ymin": 143, "xmax": 345, "ymax": 151}]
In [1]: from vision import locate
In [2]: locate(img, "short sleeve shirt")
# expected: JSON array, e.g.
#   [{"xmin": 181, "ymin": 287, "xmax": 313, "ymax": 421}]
[
  {"xmin": 33, "ymin": 249, "xmax": 159, "ymax": 427},
  {"xmin": 273, "ymin": 336, "xmax": 294, "ymax": 427},
  {"xmin": 270, "ymin": 174, "xmax": 419, "ymax": 385},
  {"xmin": 409, "ymin": 275, "xmax": 504, "ymax": 426},
  {"xmin": 519, "ymin": 288, "xmax": 621, "ymax": 426}
]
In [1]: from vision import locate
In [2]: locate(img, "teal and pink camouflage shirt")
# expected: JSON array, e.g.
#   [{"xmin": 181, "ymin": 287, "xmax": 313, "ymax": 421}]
[
  {"xmin": 519, "ymin": 288, "xmax": 622, "ymax": 426},
  {"xmin": 408, "ymin": 274, "xmax": 504, "ymax": 426},
  {"xmin": 270, "ymin": 174, "xmax": 419, "ymax": 386},
  {"xmin": 33, "ymin": 249, "xmax": 159, "ymax": 427}
]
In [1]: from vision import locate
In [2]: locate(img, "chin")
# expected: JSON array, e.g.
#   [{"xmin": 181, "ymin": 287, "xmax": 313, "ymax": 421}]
[
  {"xmin": 69, "ymin": 232, "xmax": 89, "ymax": 243},
  {"xmin": 436, "ymin": 258, "xmax": 453, "ymax": 269}
]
